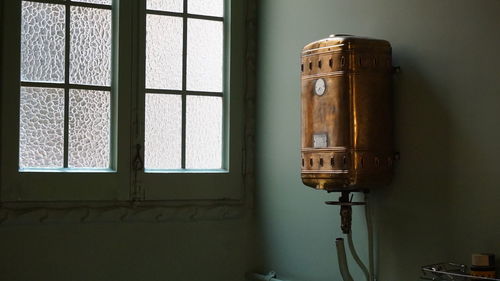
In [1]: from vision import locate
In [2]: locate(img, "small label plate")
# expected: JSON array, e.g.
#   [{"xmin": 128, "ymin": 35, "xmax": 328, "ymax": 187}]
[{"xmin": 313, "ymin": 133, "xmax": 328, "ymax": 148}]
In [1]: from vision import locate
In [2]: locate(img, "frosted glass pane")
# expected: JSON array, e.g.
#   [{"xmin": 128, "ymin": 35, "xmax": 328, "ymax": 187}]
[
  {"xmin": 147, "ymin": 0, "xmax": 183, "ymax": 12},
  {"xmin": 72, "ymin": 0, "xmax": 112, "ymax": 5},
  {"xmin": 146, "ymin": 15, "xmax": 183, "ymax": 90},
  {"xmin": 70, "ymin": 6, "xmax": 112, "ymax": 86},
  {"xmin": 145, "ymin": 94, "xmax": 182, "ymax": 169},
  {"xmin": 186, "ymin": 96, "xmax": 222, "ymax": 169},
  {"xmin": 68, "ymin": 89, "xmax": 110, "ymax": 168},
  {"xmin": 187, "ymin": 19, "xmax": 223, "ymax": 92},
  {"xmin": 21, "ymin": 1, "xmax": 65, "ymax": 83},
  {"xmin": 19, "ymin": 87, "xmax": 64, "ymax": 169},
  {"xmin": 188, "ymin": 0, "xmax": 223, "ymax": 17}
]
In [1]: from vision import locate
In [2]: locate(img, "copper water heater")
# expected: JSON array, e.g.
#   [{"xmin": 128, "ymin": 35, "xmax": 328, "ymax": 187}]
[{"xmin": 301, "ymin": 34, "xmax": 394, "ymax": 192}]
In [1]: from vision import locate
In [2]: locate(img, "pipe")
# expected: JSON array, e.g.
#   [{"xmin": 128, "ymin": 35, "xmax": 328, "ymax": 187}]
[
  {"xmin": 247, "ymin": 272, "xmax": 290, "ymax": 281},
  {"xmin": 365, "ymin": 193, "xmax": 375, "ymax": 281},
  {"xmin": 347, "ymin": 231, "xmax": 370, "ymax": 281},
  {"xmin": 336, "ymin": 238, "xmax": 354, "ymax": 281}
]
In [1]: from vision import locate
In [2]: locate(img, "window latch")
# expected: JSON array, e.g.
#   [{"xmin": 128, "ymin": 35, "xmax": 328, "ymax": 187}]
[{"xmin": 134, "ymin": 144, "xmax": 144, "ymax": 171}]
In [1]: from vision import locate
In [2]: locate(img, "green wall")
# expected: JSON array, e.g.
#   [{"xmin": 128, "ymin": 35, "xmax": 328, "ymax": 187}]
[
  {"xmin": 0, "ymin": 218, "xmax": 250, "ymax": 281},
  {"xmin": 254, "ymin": 0, "xmax": 500, "ymax": 281}
]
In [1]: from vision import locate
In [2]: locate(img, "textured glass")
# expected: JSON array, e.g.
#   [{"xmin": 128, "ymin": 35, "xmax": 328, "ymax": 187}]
[
  {"xmin": 187, "ymin": 19, "xmax": 223, "ymax": 92},
  {"xmin": 70, "ymin": 6, "xmax": 112, "ymax": 86},
  {"xmin": 188, "ymin": 0, "xmax": 223, "ymax": 17},
  {"xmin": 72, "ymin": 0, "xmax": 112, "ymax": 5},
  {"xmin": 68, "ymin": 89, "xmax": 110, "ymax": 168},
  {"xmin": 145, "ymin": 94, "xmax": 182, "ymax": 169},
  {"xmin": 21, "ymin": 1, "xmax": 65, "ymax": 83},
  {"xmin": 146, "ymin": 15, "xmax": 183, "ymax": 90},
  {"xmin": 186, "ymin": 96, "xmax": 222, "ymax": 169},
  {"xmin": 147, "ymin": 0, "xmax": 183, "ymax": 12},
  {"xmin": 19, "ymin": 87, "xmax": 64, "ymax": 169}
]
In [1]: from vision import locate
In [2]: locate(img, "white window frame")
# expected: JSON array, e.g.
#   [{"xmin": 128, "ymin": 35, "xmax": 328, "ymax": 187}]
[
  {"xmin": 134, "ymin": 0, "xmax": 245, "ymax": 200},
  {"xmin": 0, "ymin": 0, "xmax": 246, "ymax": 202}
]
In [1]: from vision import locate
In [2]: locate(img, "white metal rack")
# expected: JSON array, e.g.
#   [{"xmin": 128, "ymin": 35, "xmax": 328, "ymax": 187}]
[{"xmin": 421, "ymin": 263, "xmax": 500, "ymax": 281}]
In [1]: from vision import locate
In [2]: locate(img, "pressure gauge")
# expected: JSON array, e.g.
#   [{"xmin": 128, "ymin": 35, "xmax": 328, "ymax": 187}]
[{"xmin": 314, "ymin": 78, "xmax": 326, "ymax": 96}]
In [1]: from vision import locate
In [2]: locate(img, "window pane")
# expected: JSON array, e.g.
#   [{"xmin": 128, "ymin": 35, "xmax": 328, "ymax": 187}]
[
  {"xmin": 188, "ymin": 0, "xmax": 223, "ymax": 17},
  {"xmin": 19, "ymin": 87, "xmax": 65, "ymax": 169},
  {"xmin": 145, "ymin": 94, "xmax": 182, "ymax": 169},
  {"xmin": 68, "ymin": 89, "xmax": 110, "ymax": 168},
  {"xmin": 70, "ymin": 6, "xmax": 112, "ymax": 86},
  {"xmin": 186, "ymin": 95, "xmax": 222, "ymax": 169},
  {"xmin": 72, "ymin": 0, "xmax": 112, "ymax": 5},
  {"xmin": 187, "ymin": 19, "xmax": 223, "ymax": 92},
  {"xmin": 21, "ymin": 1, "xmax": 65, "ymax": 83},
  {"xmin": 146, "ymin": 15, "xmax": 183, "ymax": 90},
  {"xmin": 147, "ymin": 0, "xmax": 183, "ymax": 13}
]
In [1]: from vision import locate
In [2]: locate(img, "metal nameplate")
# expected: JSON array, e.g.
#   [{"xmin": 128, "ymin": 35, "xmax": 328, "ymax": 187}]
[{"xmin": 313, "ymin": 133, "xmax": 328, "ymax": 148}]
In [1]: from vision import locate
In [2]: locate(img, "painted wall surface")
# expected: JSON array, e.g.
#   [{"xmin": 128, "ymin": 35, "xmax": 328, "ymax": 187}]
[
  {"xmin": 0, "ymin": 219, "xmax": 250, "ymax": 281},
  {"xmin": 254, "ymin": 0, "xmax": 500, "ymax": 281}
]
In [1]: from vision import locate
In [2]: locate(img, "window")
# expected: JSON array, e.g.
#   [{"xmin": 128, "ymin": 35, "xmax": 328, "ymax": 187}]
[
  {"xmin": 0, "ymin": 0, "xmax": 246, "ymax": 202},
  {"xmin": 19, "ymin": 0, "xmax": 113, "ymax": 171},
  {"xmin": 143, "ymin": 0, "xmax": 224, "ymax": 170}
]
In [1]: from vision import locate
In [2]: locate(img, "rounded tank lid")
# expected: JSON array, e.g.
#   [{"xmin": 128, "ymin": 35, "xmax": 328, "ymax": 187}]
[
  {"xmin": 302, "ymin": 34, "xmax": 390, "ymax": 53},
  {"xmin": 329, "ymin": 34, "xmax": 353, "ymax": 37}
]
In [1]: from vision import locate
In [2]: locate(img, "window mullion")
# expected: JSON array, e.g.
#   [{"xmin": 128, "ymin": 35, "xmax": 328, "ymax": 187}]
[
  {"xmin": 132, "ymin": 0, "xmax": 147, "ymax": 199},
  {"xmin": 63, "ymin": 2, "xmax": 71, "ymax": 168},
  {"xmin": 181, "ymin": 0, "xmax": 188, "ymax": 169},
  {"xmin": 134, "ymin": 0, "xmax": 146, "ymax": 143},
  {"xmin": 109, "ymin": 0, "xmax": 118, "ymax": 170},
  {"xmin": 145, "ymin": 9, "xmax": 223, "ymax": 22}
]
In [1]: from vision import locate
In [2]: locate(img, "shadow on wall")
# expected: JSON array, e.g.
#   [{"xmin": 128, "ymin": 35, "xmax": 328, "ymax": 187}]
[{"xmin": 372, "ymin": 48, "xmax": 455, "ymax": 280}]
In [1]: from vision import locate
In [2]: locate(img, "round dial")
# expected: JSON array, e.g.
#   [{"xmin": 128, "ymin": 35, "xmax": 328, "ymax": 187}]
[{"xmin": 314, "ymin": 78, "xmax": 326, "ymax": 96}]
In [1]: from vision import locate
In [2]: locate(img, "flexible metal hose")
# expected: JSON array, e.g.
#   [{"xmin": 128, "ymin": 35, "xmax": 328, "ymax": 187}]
[
  {"xmin": 347, "ymin": 231, "xmax": 370, "ymax": 281},
  {"xmin": 336, "ymin": 238, "xmax": 355, "ymax": 281}
]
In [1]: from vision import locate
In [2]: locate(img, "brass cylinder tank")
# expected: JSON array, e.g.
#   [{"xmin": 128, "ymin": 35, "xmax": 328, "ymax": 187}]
[{"xmin": 301, "ymin": 34, "xmax": 394, "ymax": 192}]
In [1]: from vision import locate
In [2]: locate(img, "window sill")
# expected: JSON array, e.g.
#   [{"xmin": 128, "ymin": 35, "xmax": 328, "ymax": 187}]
[
  {"xmin": 144, "ymin": 168, "xmax": 229, "ymax": 174},
  {"xmin": 19, "ymin": 168, "xmax": 116, "ymax": 173},
  {"xmin": 0, "ymin": 199, "xmax": 247, "ymax": 225}
]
